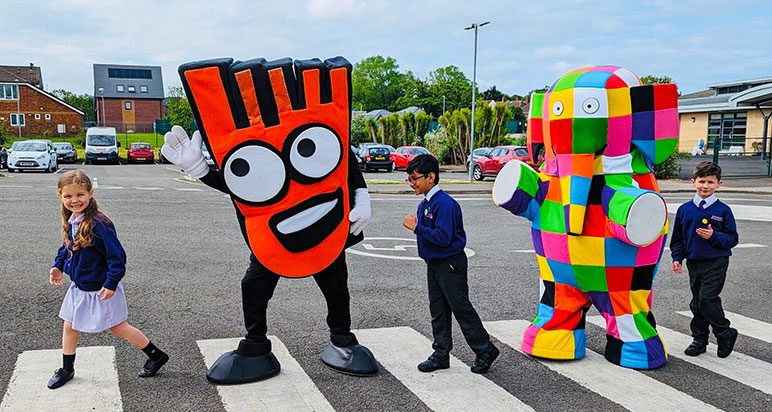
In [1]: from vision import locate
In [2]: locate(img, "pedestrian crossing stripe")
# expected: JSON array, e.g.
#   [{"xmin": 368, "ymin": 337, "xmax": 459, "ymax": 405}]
[
  {"xmin": 485, "ymin": 320, "xmax": 720, "ymax": 412},
  {"xmin": 355, "ymin": 326, "xmax": 534, "ymax": 411},
  {"xmin": 676, "ymin": 311, "xmax": 772, "ymax": 343},
  {"xmin": 586, "ymin": 316, "xmax": 772, "ymax": 394},
  {"xmin": 197, "ymin": 337, "xmax": 334, "ymax": 412},
  {"xmin": 0, "ymin": 346, "xmax": 122, "ymax": 411}
]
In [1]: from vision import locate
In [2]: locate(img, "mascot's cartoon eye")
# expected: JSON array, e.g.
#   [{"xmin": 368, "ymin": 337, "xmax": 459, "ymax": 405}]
[
  {"xmin": 289, "ymin": 126, "xmax": 341, "ymax": 179},
  {"xmin": 552, "ymin": 101, "xmax": 564, "ymax": 116},
  {"xmin": 224, "ymin": 145, "xmax": 286, "ymax": 203},
  {"xmin": 582, "ymin": 97, "xmax": 600, "ymax": 114}
]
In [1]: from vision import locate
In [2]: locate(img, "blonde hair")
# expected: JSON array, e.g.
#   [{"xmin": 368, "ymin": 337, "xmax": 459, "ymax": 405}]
[{"xmin": 57, "ymin": 170, "xmax": 100, "ymax": 250}]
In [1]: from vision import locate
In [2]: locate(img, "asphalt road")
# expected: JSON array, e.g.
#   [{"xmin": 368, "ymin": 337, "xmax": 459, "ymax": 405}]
[{"xmin": 1, "ymin": 164, "xmax": 770, "ymax": 411}]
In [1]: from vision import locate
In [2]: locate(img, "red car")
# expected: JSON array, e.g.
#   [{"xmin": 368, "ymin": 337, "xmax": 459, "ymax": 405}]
[
  {"xmin": 472, "ymin": 145, "xmax": 532, "ymax": 181},
  {"xmin": 391, "ymin": 146, "xmax": 433, "ymax": 170},
  {"xmin": 127, "ymin": 142, "xmax": 155, "ymax": 163}
]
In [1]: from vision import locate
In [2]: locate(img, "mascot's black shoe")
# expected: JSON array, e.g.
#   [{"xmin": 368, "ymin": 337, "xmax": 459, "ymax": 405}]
[
  {"xmin": 320, "ymin": 342, "xmax": 379, "ymax": 376},
  {"xmin": 47, "ymin": 368, "xmax": 74, "ymax": 389},
  {"xmin": 206, "ymin": 351, "xmax": 281, "ymax": 385}
]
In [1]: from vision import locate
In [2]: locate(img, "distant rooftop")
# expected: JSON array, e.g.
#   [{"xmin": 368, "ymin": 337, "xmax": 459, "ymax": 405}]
[{"xmin": 0, "ymin": 64, "xmax": 43, "ymax": 88}]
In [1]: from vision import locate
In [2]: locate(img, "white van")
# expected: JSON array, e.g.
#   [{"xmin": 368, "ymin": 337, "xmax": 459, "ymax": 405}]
[{"xmin": 85, "ymin": 127, "xmax": 119, "ymax": 164}]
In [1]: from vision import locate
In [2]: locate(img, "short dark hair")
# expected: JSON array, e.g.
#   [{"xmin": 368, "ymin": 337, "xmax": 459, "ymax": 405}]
[
  {"xmin": 406, "ymin": 154, "xmax": 440, "ymax": 184},
  {"xmin": 693, "ymin": 161, "xmax": 722, "ymax": 180}
]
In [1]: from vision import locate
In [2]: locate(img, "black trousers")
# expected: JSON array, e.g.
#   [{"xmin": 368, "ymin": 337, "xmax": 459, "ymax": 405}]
[
  {"xmin": 686, "ymin": 257, "xmax": 732, "ymax": 342},
  {"xmin": 240, "ymin": 252, "xmax": 357, "ymax": 355},
  {"xmin": 426, "ymin": 252, "xmax": 493, "ymax": 358}
]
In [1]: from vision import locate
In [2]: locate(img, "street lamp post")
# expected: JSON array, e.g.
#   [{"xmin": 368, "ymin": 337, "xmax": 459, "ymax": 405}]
[
  {"xmin": 15, "ymin": 80, "xmax": 21, "ymax": 139},
  {"xmin": 464, "ymin": 21, "xmax": 489, "ymax": 181},
  {"xmin": 98, "ymin": 87, "xmax": 106, "ymax": 127}
]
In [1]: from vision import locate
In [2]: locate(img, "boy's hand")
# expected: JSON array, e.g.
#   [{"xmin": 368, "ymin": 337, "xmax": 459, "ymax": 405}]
[
  {"xmin": 403, "ymin": 214, "xmax": 417, "ymax": 231},
  {"xmin": 672, "ymin": 261, "xmax": 683, "ymax": 274},
  {"xmin": 98, "ymin": 287, "xmax": 115, "ymax": 301},
  {"xmin": 696, "ymin": 224, "xmax": 713, "ymax": 239},
  {"xmin": 49, "ymin": 267, "xmax": 63, "ymax": 286}
]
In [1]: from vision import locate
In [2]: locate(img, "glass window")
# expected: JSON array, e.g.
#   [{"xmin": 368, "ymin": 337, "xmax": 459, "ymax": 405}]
[
  {"xmin": 10, "ymin": 113, "xmax": 25, "ymax": 126},
  {"xmin": 34, "ymin": 113, "xmax": 41, "ymax": 120},
  {"xmin": 125, "ymin": 101, "xmax": 132, "ymax": 110},
  {"xmin": 515, "ymin": 148, "xmax": 529, "ymax": 156},
  {"xmin": 140, "ymin": 85, "xmax": 148, "ymax": 93},
  {"xmin": 1, "ymin": 84, "xmax": 18, "ymax": 100},
  {"xmin": 127, "ymin": 85, "xmax": 136, "ymax": 93},
  {"xmin": 108, "ymin": 68, "xmax": 152, "ymax": 79},
  {"xmin": 45, "ymin": 114, "xmax": 51, "ymax": 120},
  {"xmin": 706, "ymin": 112, "xmax": 747, "ymax": 150},
  {"xmin": 117, "ymin": 84, "xmax": 125, "ymax": 92}
]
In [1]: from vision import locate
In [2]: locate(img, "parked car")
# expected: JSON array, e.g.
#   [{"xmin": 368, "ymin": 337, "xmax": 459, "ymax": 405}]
[
  {"xmin": 357, "ymin": 145, "xmax": 392, "ymax": 172},
  {"xmin": 127, "ymin": 142, "xmax": 155, "ymax": 163},
  {"xmin": 6, "ymin": 139, "xmax": 58, "ymax": 173},
  {"xmin": 53, "ymin": 142, "xmax": 77, "ymax": 163},
  {"xmin": 84, "ymin": 126, "xmax": 119, "ymax": 164},
  {"xmin": 0, "ymin": 146, "xmax": 7, "ymax": 169},
  {"xmin": 157, "ymin": 148, "xmax": 169, "ymax": 164},
  {"xmin": 391, "ymin": 146, "xmax": 433, "ymax": 170},
  {"xmin": 472, "ymin": 145, "xmax": 531, "ymax": 181},
  {"xmin": 466, "ymin": 147, "xmax": 492, "ymax": 171}
]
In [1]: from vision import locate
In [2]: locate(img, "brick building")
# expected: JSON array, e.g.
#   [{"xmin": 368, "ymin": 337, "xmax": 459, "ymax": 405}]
[
  {"xmin": 93, "ymin": 64, "xmax": 165, "ymax": 133},
  {"xmin": 0, "ymin": 81, "xmax": 84, "ymax": 138}
]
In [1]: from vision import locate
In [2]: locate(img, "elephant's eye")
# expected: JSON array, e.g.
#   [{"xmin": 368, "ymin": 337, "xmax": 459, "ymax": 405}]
[
  {"xmin": 552, "ymin": 101, "xmax": 564, "ymax": 116},
  {"xmin": 224, "ymin": 144, "xmax": 287, "ymax": 204},
  {"xmin": 287, "ymin": 125, "xmax": 342, "ymax": 182},
  {"xmin": 582, "ymin": 98, "xmax": 600, "ymax": 114}
]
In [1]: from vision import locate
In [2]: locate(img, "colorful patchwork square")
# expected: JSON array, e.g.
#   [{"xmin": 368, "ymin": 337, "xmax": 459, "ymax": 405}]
[
  {"xmin": 616, "ymin": 313, "xmax": 643, "ymax": 341},
  {"xmin": 567, "ymin": 235, "xmax": 605, "ymax": 266},
  {"xmin": 573, "ymin": 265, "xmax": 608, "ymax": 291},
  {"xmin": 606, "ymin": 266, "xmax": 634, "ymax": 292},
  {"xmin": 610, "ymin": 290, "xmax": 633, "ymax": 315}
]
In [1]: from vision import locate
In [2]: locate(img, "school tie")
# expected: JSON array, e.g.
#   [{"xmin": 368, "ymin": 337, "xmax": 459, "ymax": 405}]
[{"xmin": 698, "ymin": 199, "xmax": 706, "ymax": 210}]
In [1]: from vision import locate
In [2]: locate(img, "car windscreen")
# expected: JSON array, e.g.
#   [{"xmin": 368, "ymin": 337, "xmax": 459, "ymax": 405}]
[
  {"xmin": 131, "ymin": 144, "xmax": 151, "ymax": 149},
  {"xmin": 515, "ymin": 148, "xmax": 528, "ymax": 156},
  {"xmin": 54, "ymin": 143, "xmax": 73, "ymax": 149},
  {"xmin": 16, "ymin": 142, "xmax": 47, "ymax": 152},
  {"xmin": 408, "ymin": 148, "xmax": 429, "ymax": 155},
  {"xmin": 87, "ymin": 135, "xmax": 116, "ymax": 146},
  {"xmin": 369, "ymin": 148, "xmax": 389, "ymax": 156}
]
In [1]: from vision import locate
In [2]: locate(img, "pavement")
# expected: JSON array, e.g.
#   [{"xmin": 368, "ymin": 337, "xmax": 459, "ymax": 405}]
[{"xmin": 367, "ymin": 164, "xmax": 772, "ymax": 195}]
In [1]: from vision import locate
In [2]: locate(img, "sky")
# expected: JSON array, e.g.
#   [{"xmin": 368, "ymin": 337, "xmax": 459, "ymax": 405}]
[{"xmin": 3, "ymin": 0, "xmax": 772, "ymax": 98}]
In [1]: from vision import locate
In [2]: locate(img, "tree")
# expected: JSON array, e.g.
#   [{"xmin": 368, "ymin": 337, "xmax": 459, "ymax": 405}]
[
  {"xmin": 640, "ymin": 75, "xmax": 673, "ymax": 85},
  {"xmin": 51, "ymin": 89, "xmax": 95, "ymax": 122},
  {"xmin": 165, "ymin": 86, "xmax": 195, "ymax": 133},
  {"xmin": 426, "ymin": 66, "xmax": 473, "ymax": 118},
  {"xmin": 350, "ymin": 115, "xmax": 369, "ymax": 146},
  {"xmin": 482, "ymin": 85, "xmax": 505, "ymax": 101},
  {"xmin": 413, "ymin": 112, "xmax": 431, "ymax": 145},
  {"xmin": 352, "ymin": 56, "xmax": 407, "ymax": 112}
]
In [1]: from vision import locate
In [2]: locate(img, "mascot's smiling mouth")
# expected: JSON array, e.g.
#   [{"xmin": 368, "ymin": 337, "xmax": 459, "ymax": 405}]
[{"xmin": 268, "ymin": 188, "xmax": 344, "ymax": 253}]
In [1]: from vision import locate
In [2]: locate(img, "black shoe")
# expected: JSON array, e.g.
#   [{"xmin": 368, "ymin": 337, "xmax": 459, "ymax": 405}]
[
  {"xmin": 138, "ymin": 352, "xmax": 169, "ymax": 377},
  {"xmin": 417, "ymin": 355, "xmax": 450, "ymax": 373},
  {"xmin": 684, "ymin": 341, "xmax": 707, "ymax": 356},
  {"xmin": 471, "ymin": 345, "xmax": 499, "ymax": 374},
  {"xmin": 47, "ymin": 368, "xmax": 74, "ymax": 389},
  {"xmin": 717, "ymin": 328, "xmax": 738, "ymax": 358}
]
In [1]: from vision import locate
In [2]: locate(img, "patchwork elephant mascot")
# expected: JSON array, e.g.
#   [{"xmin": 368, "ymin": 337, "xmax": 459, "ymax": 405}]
[
  {"xmin": 492, "ymin": 66, "xmax": 679, "ymax": 369},
  {"xmin": 162, "ymin": 56, "xmax": 378, "ymax": 384}
]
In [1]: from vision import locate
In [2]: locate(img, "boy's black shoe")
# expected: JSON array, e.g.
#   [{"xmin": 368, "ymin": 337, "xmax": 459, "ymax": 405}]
[
  {"xmin": 47, "ymin": 368, "xmax": 74, "ymax": 389},
  {"xmin": 471, "ymin": 345, "xmax": 500, "ymax": 374},
  {"xmin": 417, "ymin": 355, "xmax": 450, "ymax": 373},
  {"xmin": 138, "ymin": 352, "xmax": 169, "ymax": 377},
  {"xmin": 717, "ymin": 328, "xmax": 738, "ymax": 358},
  {"xmin": 684, "ymin": 341, "xmax": 707, "ymax": 356}
]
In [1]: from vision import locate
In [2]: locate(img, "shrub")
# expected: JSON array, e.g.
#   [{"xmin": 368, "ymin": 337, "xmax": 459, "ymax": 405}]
[{"xmin": 654, "ymin": 149, "xmax": 691, "ymax": 179}]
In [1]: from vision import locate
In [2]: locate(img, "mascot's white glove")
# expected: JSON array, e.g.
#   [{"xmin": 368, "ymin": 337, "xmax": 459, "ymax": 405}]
[
  {"xmin": 348, "ymin": 188, "xmax": 371, "ymax": 236},
  {"xmin": 161, "ymin": 125, "xmax": 210, "ymax": 179}
]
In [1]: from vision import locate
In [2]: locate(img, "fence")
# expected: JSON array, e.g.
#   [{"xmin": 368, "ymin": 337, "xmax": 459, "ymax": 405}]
[{"xmin": 679, "ymin": 136, "xmax": 771, "ymax": 178}]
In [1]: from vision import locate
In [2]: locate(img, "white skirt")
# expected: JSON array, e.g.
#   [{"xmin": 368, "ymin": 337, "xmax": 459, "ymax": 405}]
[{"xmin": 58, "ymin": 282, "xmax": 128, "ymax": 333}]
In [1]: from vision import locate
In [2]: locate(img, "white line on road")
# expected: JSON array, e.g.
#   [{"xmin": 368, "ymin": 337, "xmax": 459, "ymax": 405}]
[
  {"xmin": 133, "ymin": 187, "xmax": 163, "ymax": 191},
  {"xmin": 355, "ymin": 326, "xmax": 534, "ymax": 411},
  {"xmin": 197, "ymin": 337, "xmax": 334, "ymax": 412},
  {"xmin": 176, "ymin": 188, "xmax": 204, "ymax": 192},
  {"xmin": 92, "ymin": 177, "xmax": 98, "ymax": 188},
  {"xmin": 587, "ymin": 316, "xmax": 772, "ymax": 395},
  {"xmin": 485, "ymin": 320, "xmax": 720, "ymax": 412},
  {"xmin": 677, "ymin": 311, "xmax": 772, "ymax": 343},
  {"xmin": 0, "ymin": 346, "xmax": 122, "ymax": 411},
  {"xmin": 99, "ymin": 186, "xmax": 125, "ymax": 190}
]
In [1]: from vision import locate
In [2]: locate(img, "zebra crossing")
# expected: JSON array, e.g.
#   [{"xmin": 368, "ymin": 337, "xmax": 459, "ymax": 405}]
[{"xmin": 2, "ymin": 311, "xmax": 770, "ymax": 412}]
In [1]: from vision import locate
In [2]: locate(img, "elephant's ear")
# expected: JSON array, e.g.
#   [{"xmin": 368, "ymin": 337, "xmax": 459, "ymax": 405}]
[
  {"xmin": 629, "ymin": 83, "xmax": 679, "ymax": 165},
  {"xmin": 526, "ymin": 92, "xmax": 545, "ymax": 164}
]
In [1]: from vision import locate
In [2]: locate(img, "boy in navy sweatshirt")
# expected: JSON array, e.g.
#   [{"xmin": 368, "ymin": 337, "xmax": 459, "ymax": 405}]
[
  {"xmin": 671, "ymin": 161, "xmax": 739, "ymax": 358},
  {"xmin": 402, "ymin": 154, "xmax": 499, "ymax": 374}
]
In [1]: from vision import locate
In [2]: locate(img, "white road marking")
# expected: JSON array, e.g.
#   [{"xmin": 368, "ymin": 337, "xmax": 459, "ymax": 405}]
[
  {"xmin": 356, "ymin": 326, "xmax": 534, "ymax": 411},
  {"xmin": 176, "ymin": 188, "xmax": 204, "ymax": 192},
  {"xmin": 677, "ymin": 311, "xmax": 772, "ymax": 343},
  {"xmin": 587, "ymin": 316, "xmax": 772, "ymax": 395},
  {"xmin": 133, "ymin": 187, "xmax": 163, "ymax": 191},
  {"xmin": 485, "ymin": 320, "xmax": 720, "ymax": 412},
  {"xmin": 92, "ymin": 177, "xmax": 98, "ymax": 188},
  {"xmin": 0, "ymin": 346, "xmax": 122, "ymax": 411},
  {"xmin": 346, "ymin": 237, "xmax": 475, "ymax": 260},
  {"xmin": 197, "ymin": 337, "xmax": 333, "ymax": 412}
]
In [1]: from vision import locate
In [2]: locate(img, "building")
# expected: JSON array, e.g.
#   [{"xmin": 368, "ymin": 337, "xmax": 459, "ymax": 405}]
[
  {"xmin": 93, "ymin": 64, "xmax": 164, "ymax": 133},
  {"xmin": 0, "ymin": 64, "xmax": 44, "ymax": 89},
  {"xmin": 0, "ymin": 79, "xmax": 84, "ymax": 138},
  {"xmin": 678, "ymin": 77, "xmax": 772, "ymax": 156}
]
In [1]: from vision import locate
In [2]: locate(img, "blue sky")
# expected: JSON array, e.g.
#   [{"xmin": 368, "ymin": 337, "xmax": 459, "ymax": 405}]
[{"xmin": 3, "ymin": 0, "xmax": 771, "ymax": 97}]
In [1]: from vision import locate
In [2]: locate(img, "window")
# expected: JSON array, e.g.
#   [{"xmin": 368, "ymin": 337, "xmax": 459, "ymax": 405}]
[
  {"xmin": 140, "ymin": 85, "xmax": 148, "ymax": 93},
  {"xmin": 125, "ymin": 101, "xmax": 132, "ymax": 110},
  {"xmin": 117, "ymin": 84, "xmax": 125, "ymax": 92},
  {"xmin": 35, "ymin": 113, "xmax": 41, "ymax": 120},
  {"xmin": 10, "ymin": 113, "xmax": 25, "ymax": 126},
  {"xmin": 1, "ymin": 84, "xmax": 18, "ymax": 100},
  {"xmin": 45, "ymin": 114, "xmax": 51, "ymax": 120},
  {"xmin": 107, "ymin": 68, "xmax": 152, "ymax": 79},
  {"xmin": 707, "ymin": 112, "xmax": 747, "ymax": 150},
  {"xmin": 127, "ymin": 85, "xmax": 136, "ymax": 93}
]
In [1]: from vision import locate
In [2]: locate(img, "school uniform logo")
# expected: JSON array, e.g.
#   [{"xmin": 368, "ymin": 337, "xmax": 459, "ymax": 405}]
[
  {"xmin": 711, "ymin": 215, "xmax": 723, "ymax": 222},
  {"xmin": 424, "ymin": 206, "xmax": 433, "ymax": 220}
]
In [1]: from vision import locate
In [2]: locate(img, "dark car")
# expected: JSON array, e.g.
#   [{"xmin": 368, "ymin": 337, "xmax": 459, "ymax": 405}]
[
  {"xmin": 53, "ymin": 142, "xmax": 77, "ymax": 163},
  {"xmin": 357, "ymin": 145, "xmax": 392, "ymax": 172},
  {"xmin": 0, "ymin": 147, "xmax": 7, "ymax": 169}
]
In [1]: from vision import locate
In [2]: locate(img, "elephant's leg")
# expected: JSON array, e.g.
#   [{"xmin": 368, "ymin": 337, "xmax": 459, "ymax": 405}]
[{"xmin": 522, "ymin": 278, "xmax": 591, "ymax": 360}]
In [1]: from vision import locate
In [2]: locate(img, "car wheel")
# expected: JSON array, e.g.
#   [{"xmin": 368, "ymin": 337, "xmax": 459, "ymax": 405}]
[
  {"xmin": 473, "ymin": 165, "xmax": 484, "ymax": 181},
  {"xmin": 387, "ymin": 165, "xmax": 393, "ymax": 173},
  {"xmin": 7, "ymin": 167, "xmax": 14, "ymax": 173}
]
